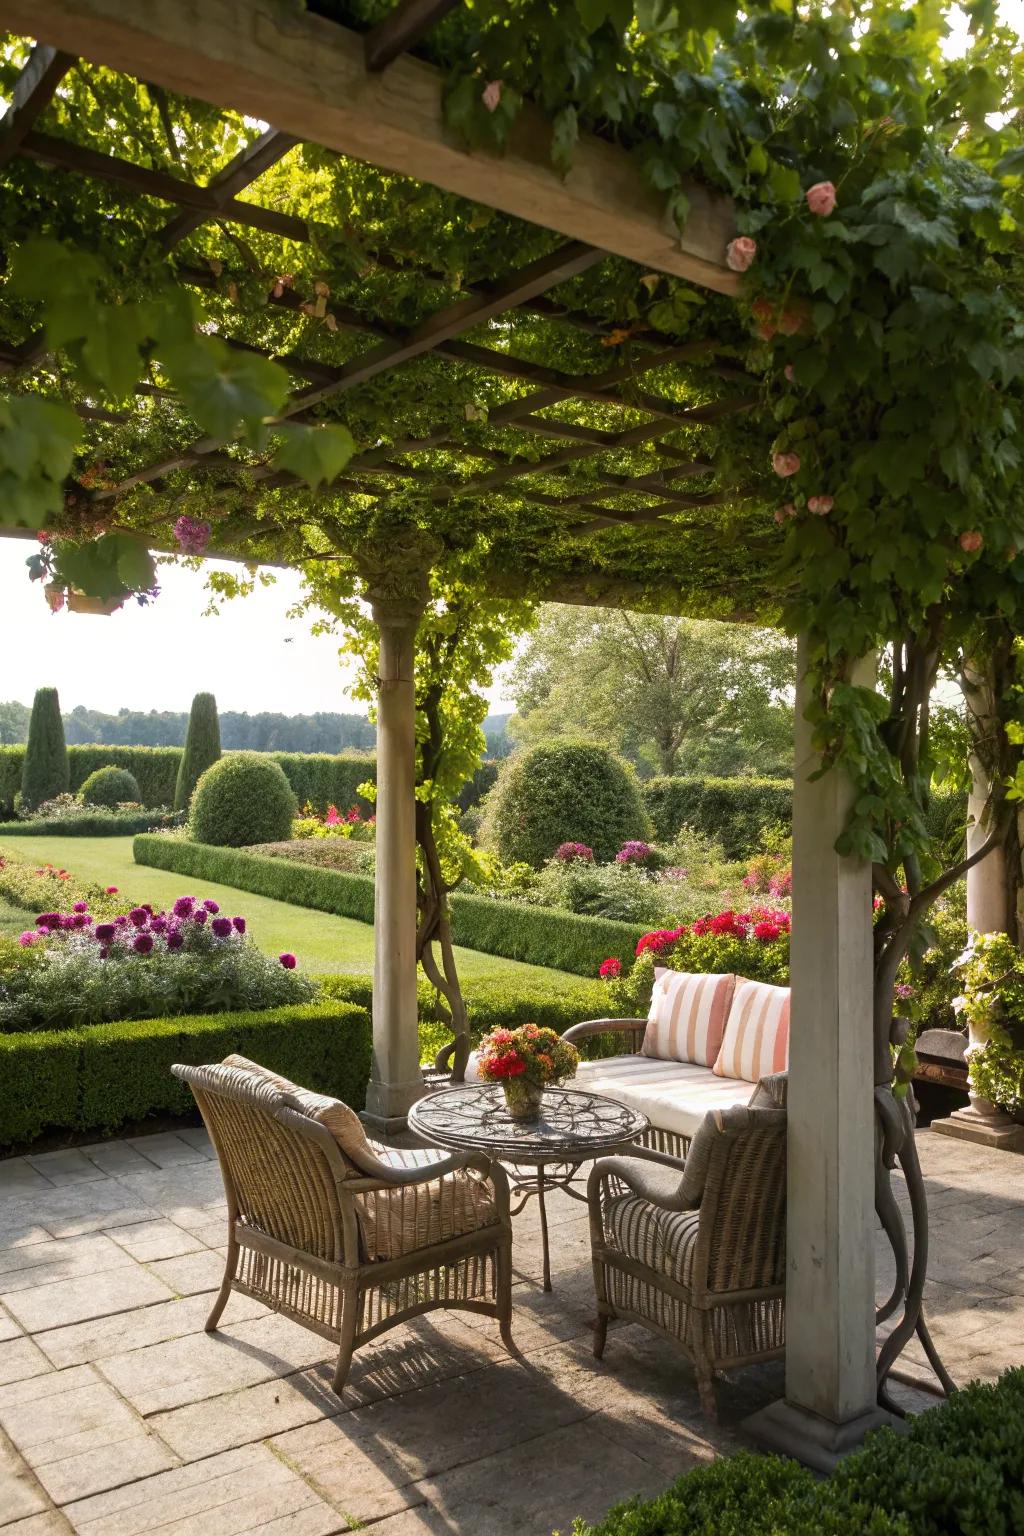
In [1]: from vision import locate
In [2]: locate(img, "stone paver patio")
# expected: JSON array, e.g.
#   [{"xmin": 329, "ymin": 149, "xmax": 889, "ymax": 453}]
[{"xmin": 0, "ymin": 1126, "xmax": 1020, "ymax": 1535}]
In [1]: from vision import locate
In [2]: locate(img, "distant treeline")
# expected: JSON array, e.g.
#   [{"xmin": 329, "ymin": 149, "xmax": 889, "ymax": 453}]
[{"xmin": 0, "ymin": 700, "xmax": 512, "ymax": 757}]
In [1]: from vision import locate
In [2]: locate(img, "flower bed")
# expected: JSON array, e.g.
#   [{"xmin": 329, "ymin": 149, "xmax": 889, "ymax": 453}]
[{"xmin": 1, "ymin": 891, "xmax": 314, "ymax": 1032}]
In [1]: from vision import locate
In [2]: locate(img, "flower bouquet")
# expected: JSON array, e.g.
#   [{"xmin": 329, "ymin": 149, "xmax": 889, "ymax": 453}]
[{"xmin": 476, "ymin": 1023, "xmax": 579, "ymax": 1121}]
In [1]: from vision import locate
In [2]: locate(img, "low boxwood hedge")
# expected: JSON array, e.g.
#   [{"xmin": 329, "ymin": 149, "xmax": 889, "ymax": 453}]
[
  {"xmin": 0, "ymin": 999, "xmax": 371, "ymax": 1148},
  {"xmin": 0, "ymin": 810, "xmax": 176, "ymax": 838},
  {"xmin": 134, "ymin": 835, "xmax": 646, "ymax": 976},
  {"xmin": 576, "ymin": 1368, "xmax": 1024, "ymax": 1536}
]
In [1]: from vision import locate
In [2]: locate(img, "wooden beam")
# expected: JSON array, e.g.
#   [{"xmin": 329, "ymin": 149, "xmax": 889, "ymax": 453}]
[
  {"xmin": 364, "ymin": 0, "xmax": 461, "ymax": 71},
  {"xmin": 158, "ymin": 126, "xmax": 299, "ymax": 249},
  {"xmin": 0, "ymin": 44, "xmax": 73, "ymax": 167},
  {"xmin": 7, "ymin": 0, "xmax": 739, "ymax": 294}
]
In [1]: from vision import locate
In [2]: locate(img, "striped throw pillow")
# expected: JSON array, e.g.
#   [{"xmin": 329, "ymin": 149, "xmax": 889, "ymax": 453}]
[
  {"xmin": 713, "ymin": 977, "xmax": 790, "ymax": 1083},
  {"xmin": 642, "ymin": 970, "xmax": 736, "ymax": 1067}
]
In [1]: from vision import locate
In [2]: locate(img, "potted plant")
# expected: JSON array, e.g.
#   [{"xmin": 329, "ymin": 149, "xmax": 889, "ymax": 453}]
[{"xmin": 475, "ymin": 1023, "xmax": 579, "ymax": 1121}]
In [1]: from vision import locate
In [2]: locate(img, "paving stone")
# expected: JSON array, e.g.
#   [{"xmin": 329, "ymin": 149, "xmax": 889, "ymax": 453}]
[
  {"xmin": 0, "ymin": 1309, "xmax": 22, "ymax": 1343},
  {"xmin": 0, "ymin": 1164, "xmax": 53, "ymax": 1198},
  {"xmin": 110, "ymin": 1165, "xmax": 227, "ymax": 1219},
  {"xmin": 152, "ymin": 1368, "xmax": 343, "ymax": 1460},
  {"xmin": 33, "ymin": 1292, "xmax": 264, "ymax": 1371},
  {"xmin": 0, "ymin": 1237, "xmax": 135, "ymax": 1294},
  {"xmin": 0, "ymin": 1365, "xmax": 177, "ymax": 1505},
  {"xmin": 0, "ymin": 1432, "xmax": 47, "ymax": 1526},
  {"xmin": 173, "ymin": 1129, "xmax": 213, "ymax": 1158},
  {"xmin": 147, "ymin": 1250, "xmax": 227, "ymax": 1297},
  {"xmin": 7, "ymin": 1185, "xmax": 161, "ymax": 1241},
  {"xmin": 0, "ymin": 1338, "xmax": 51, "ymax": 1388},
  {"xmin": 78, "ymin": 1145, "xmax": 159, "ymax": 1179},
  {"xmin": 63, "ymin": 1443, "xmax": 342, "ymax": 1536},
  {"xmin": 23, "ymin": 1153, "xmax": 108, "ymax": 1190},
  {"xmin": 124, "ymin": 1135, "xmax": 209, "ymax": 1171},
  {"xmin": 105, "ymin": 1222, "xmax": 203, "ymax": 1265},
  {"xmin": 1, "ymin": 1265, "xmax": 176, "ymax": 1335},
  {"xmin": 2, "ymin": 1514, "xmax": 74, "ymax": 1534},
  {"xmin": 96, "ymin": 1314, "xmax": 334, "ymax": 1415}
]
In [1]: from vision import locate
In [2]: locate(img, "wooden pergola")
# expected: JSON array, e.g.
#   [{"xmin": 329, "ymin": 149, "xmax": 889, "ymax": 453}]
[{"xmin": 0, "ymin": 0, "xmax": 884, "ymax": 1468}]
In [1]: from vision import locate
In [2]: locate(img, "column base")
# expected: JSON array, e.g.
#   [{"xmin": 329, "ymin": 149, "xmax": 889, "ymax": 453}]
[
  {"xmin": 743, "ymin": 1399, "xmax": 902, "ymax": 1474},
  {"xmin": 361, "ymin": 1075, "xmax": 426, "ymax": 1134},
  {"xmin": 930, "ymin": 1105, "xmax": 1024, "ymax": 1153}
]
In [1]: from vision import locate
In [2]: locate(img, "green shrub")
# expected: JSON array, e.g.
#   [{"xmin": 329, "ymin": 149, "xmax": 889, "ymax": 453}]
[
  {"xmin": 576, "ymin": 1369, "xmax": 1024, "ymax": 1536},
  {"xmin": 0, "ymin": 1001, "xmax": 371, "ymax": 1147},
  {"xmin": 68, "ymin": 745, "xmax": 181, "ymax": 808},
  {"xmin": 0, "ymin": 809, "xmax": 175, "ymax": 837},
  {"xmin": 270, "ymin": 751, "xmax": 375, "ymax": 817},
  {"xmin": 644, "ymin": 776, "xmax": 793, "ymax": 858},
  {"xmin": 175, "ymin": 692, "xmax": 222, "ymax": 811},
  {"xmin": 958, "ymin": 930, "xmax": 1024, "ymax": 1117},
  {"xmin": 79, "ymin": 765, "xmax": 142, "ymax": 807},
  {"xmin": 20, "ymin": 687, "xmax": 69, "ymax": 812},
  {"xmin": 484, "ymin": 742, "xmax": 650, "ymax": 867},
  {"xmin": 135, "ymin": 835, "xmax": 646, "ymax": 976},
  {"xmin": 190, "ymin": 752, "xmax": 297, "ymax": 847},
  {"xmin": 0, "ymin": 747, "xmax": 22, "ymax": 819}
]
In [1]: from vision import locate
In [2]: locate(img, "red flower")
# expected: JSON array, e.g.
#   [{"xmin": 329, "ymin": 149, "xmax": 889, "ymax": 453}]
[
  {"xmin": 753, "ymin": 921, "xmax": 782, "ymax": 942},
  {"xmin": 599, "ymin": 957, "xmax": 622, "ymax": 979}
]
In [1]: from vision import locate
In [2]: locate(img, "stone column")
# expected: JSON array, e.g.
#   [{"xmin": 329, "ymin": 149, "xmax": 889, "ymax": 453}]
[
  {"xmin": 932, "ymin": 661, "xmax": 1024, "ymax": 1151},
  {"xmin": 746, "ymin": 641, "xmax": 890, "ymax": 1470},
  {"xmin": 357, "ymin": 530, "xmax": 437, "ymax": 1131}
]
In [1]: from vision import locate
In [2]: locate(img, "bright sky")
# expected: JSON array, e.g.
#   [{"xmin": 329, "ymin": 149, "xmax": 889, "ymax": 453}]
[{"xmin": 0, "ymin": 538, "xmax": 516, "ymax": 716}]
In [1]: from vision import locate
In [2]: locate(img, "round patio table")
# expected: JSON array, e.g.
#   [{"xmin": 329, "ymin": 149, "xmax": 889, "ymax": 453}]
[{"xmin": 409, "ymin": 1083, "xmax": 648, "ymax": 1292}]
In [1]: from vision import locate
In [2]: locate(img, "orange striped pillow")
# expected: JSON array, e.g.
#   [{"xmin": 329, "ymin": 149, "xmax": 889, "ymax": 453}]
[
  {"xmin": 713, "ymin": 977, "xmax": 790, "ymax": 1082},
  {"xmin": 642, "ymin": 970, "xmax": 736, "ymax": 1066}
]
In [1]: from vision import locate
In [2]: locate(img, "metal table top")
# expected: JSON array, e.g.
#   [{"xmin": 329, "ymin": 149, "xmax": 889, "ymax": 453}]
[{"xmin": 409, "ymin": 1083, "xmax": 648, "ymax": 1165}]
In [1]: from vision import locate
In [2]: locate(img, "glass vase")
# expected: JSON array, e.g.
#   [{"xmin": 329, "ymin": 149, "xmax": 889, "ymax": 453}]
[{"xmin": 502, "ymin": 1079, "xmax": 545, "ymax": 1121}]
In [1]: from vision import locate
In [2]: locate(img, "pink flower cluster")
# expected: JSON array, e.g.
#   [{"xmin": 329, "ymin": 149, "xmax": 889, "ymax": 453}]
[
  {"xmin": 20, "ymin": 894, "xmax": 252, "ymax": 959},
  {"xmin": 615, "ymin": 841, "xmax": 654, "ymax": 865},
  {"xmin": 173, "ymin": 516, "xmax": 212, "ymax": 556},
  {"xmin": 324, "ymin": 804, "xmax": 369, "ymax": 828},
  {"xmin": 554, "ymin": 842, "xmax": 594, "ymax": 863},
  {"xmin": 633, "ymin": 907, "xmax": 792, "ymax": 959}
]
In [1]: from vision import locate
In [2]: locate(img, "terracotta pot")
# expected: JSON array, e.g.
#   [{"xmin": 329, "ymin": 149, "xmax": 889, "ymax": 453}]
[
  {"xmin": 66, "ymin": 591, "xmax": 125, "ymax": 616},
  {"xmin": 502, "ymin": 1080, "xmax": 544, "ymax": 1122}
]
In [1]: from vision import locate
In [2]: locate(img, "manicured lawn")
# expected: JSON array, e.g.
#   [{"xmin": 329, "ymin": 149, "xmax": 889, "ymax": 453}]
[
  {"xmin": 0, "ymin": 896, "xmax": 27, "ymax": 938},
  {"xmin": 0, "ymin": 835, "xmax": 582, "ymax": 989}
]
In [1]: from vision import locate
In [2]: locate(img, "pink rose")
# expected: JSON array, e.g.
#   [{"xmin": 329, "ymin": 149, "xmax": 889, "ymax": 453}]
[
  {"xmin": 773, "ymin": 503, "xmax": 796, "ymax": 525},
  {"xmin": 772, "ymin": 452, "xmax": 801, "ymax": 478},
  {"xmin": 808, "ymin": 495, "xmax": 834, "ymax": 515},
  {"xmin": 959, "ymin": 530, "xmax": 983, "ymax": 553},
  {"xmin": 725, "ymin": 236, "xmax": 757, "ymax": 273},
  {"xmin": 806, "ymin": 181, "xmax": 837, "ymax": 216},
  {"xmin": 481, "ymin": 80, "xmax": 503, "ymax": 113}
]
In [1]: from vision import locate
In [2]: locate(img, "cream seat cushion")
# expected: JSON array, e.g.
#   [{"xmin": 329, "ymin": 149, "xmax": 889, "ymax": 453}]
[{"xmin": 574, "ymin": 1055, "xmax": 756, "ymax": 1141}]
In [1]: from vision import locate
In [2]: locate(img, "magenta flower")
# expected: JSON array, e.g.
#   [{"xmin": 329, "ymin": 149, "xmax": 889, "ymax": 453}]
[
  {"xmin": 192, "ymin": 908, "xmax": 208, "ymax": 926},
  {"xmin": 18, "ymin": 931, "xmax": 37, "ymax": 946},
  {"xmin": 173, "ymin": 514, "xmax": 212, "ymax": 555},
  {"xmin": 94, "ymin": 923, "xmax": 116, "ymax": 942},
  {"xmin": 72, "ymin": 901, "xmax": 88, "ymax": 914},
  {"xmin": 554, "ymin": 842, "xmax": 593, "ymax": 863},
  {"xmin": 71, "ymin": 913, "xmax": 90, "ymax": 929},
  {"xmin": 279, "ymin": 952, "xmax": 297, "ymax": 969},
  {"xmin": 615, "ymin": 841, "xmax": 654, "ymax": 865},
  {"xmin": 105, "ymin": 885, "xmax": 119, "ymax": 894},
  {"xmin": 211, "ymin": 916, "xmax": 232, "ymax": 938},
  {"xmin": 151, "ymin": 915, "xmax": 168, "ymax": 934},
  {"xmin": 203, "ymin": 899, "xmax": 220, "ymax": 913},
  {"xmin": 232, "ymin": 916, "xmax": 246, "ymax": 934},
  {"xmin": 129, "ymin": 907, "xmax": 149, "ymax": 928},
  {"xmin": 133, "ymin": 932, "xmax": 154, "ymax": 955},
  {"xmin": 173, "ymin": 896, "xmax": 195, "ymax": 918},
  {"xmin": 36, "ymin": 912, "xmax": 61, "ymax": 929},
  {"xmin": 115, "ymin": 914, "xmax": 129, "ymax": 927},
  {"xmin": 166, "ymin": 930, "xmax": 184, "ymax": 950}
]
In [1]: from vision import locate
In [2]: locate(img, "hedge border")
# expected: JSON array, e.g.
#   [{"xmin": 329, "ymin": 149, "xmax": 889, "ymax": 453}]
[
  {"xmin": 0, "ymin": 1000, "xmax": 370, "ymax": 1148},
  {"xmin": 0, "ymin": 811, "xmax": 177, "ymax": 838},
  {"xmin": 134, "ymin": 835, "xmax": 646, "ymax": 975}
]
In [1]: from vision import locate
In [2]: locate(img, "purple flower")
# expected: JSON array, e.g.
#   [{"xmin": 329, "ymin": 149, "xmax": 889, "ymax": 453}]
[
  {"xmin": 173, "ymin": 515, "xmax": 211, "ymax": 556},
  {"xmin": 615, "ymin": 841, "xmax": 655, "ymax": 865},
  {"xmin": 172, "ymin": 897, "xmax": 195, "ymax": 918},
  {"xmin": 279, "ymin": 952, "xmax": 297, "ymax": 969},
  {"xmin": 36, "ymin": 912, "xmax": 60, "ymax": 929},
  {"xmin": 203, "ymin": 899, "xmax": 220, "ymax": 913},
  {"xmin": 98, "ymin": 946, "xmax": 109, "ymax": 959},
  {"xmin": 18, "ymin": 931, "xmax": 37, "ymax": 946},
  {"xmin": 895, "ymin": 982, "xmax": 916, "ymax": 1001},
  {"xmin": 72, "ymin": 901, "xmax": 88, "ymax": 914},
  {"xmin": 211, "ymin": 916, "xmax": 232, "ymax": 938},
  {"xmin": 192, "ymin": 908, "xmax": 208, "ymax": 927},
  {"xmin": 129, "ymin": 907, "xmax": 149, "ymax": 928},
  {"xmin": 232, "ymin": 916, "xmax": 246, "ymax": 934},
  {"xmin": 166, "ymin": 930, "xmax": 185, "ymax": 950},
  {"xmin": 115, "ymin": 915, "xmax": 129, "ymax": 927},
  {"xmin": 95, "ymin": 923, "xmax": 116, "ymax": 942},
  {"xmin": 151, "ymin": 915, "xmax": 168, "ymax": 935},
  {"xmin": 71, "ymin": 913, "xmax": 90, "ymax": 929},
  {"xmin": 133, "ymin": 932, "xmax": 154, "ymax": 955}
]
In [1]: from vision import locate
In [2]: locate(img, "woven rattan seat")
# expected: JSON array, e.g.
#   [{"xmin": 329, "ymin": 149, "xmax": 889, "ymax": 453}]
[{"xmin": 172, "ymin": 1058, "xmax": 515, "ymax": 1391}]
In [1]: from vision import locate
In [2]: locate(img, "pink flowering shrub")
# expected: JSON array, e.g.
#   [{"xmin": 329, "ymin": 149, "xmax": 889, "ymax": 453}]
[
  {"xmin": 615, "ymin": 840, "xmax": 661, "ymax": 869},
  {"xmin": 554, "ymin": 842, "xmax": 594, "ymax": 863}
]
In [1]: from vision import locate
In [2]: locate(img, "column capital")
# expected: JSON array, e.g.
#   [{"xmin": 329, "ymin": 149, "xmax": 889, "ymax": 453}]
[{"xmin": 355, "ymin": 527, "xmax": 441, "ymax": 627}]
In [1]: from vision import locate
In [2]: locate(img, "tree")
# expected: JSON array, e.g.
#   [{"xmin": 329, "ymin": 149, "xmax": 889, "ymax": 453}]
[
  {"xmin": 0, "ymin": 700, "xmax": 29, "ymax": 745},
  {"xmin": 174, "ymin": 692, "xmax": 221, "ymax": 812},
  {"xmin": 510, "ymin": 606, "xmax": 795, "ymax": 777},
  {"xmin": 20, "ymin": 687, "xmax": 68, "ymax": 810}
]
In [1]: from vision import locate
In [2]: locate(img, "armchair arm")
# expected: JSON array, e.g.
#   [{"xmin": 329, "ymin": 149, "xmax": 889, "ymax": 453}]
[
  {"xmin": 350, "ymin": 1148, "xmax": 496, "ymax": 1187},
  {"xmin": 562, "ymin": 1017, "xmax": 647, "ymax": 1046},
  {"xmin": 587, "ymin": 1145, "xmax": 694, "ymax": 1214}
]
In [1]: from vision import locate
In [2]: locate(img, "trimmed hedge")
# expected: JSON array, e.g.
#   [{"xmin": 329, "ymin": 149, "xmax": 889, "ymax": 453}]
[
  {"xmin": 0, "ymin": 810, "xmax": 176, "ymax": 838},
  {"xmin": 175, "ymin": 692, "xmax": 222, "ymax": 811},
  {"xmin": 0, "ymin": 1000, "xmax": 371, "ymax": 1148},
  {"xmin": 134, "ymin": 835, "xmax": 646, "ymax": 975},
  {"xmin": 643, "ymin": 775, "xmax": 793, "ymax": 857},
  {"xmin": 578, "ymin": 1367, "xmax": 1024, "ymax": 1536},
  {"xmin": 269, "ymin": 751, "xmax": 375, "ymax": 816},
  {"xmin": 21, "ymin": 687, "xmax": 69, "ymax": 811},
  {"xmin": 321, "ymin": 972, "xmax": 607, "ymax": 1037}
]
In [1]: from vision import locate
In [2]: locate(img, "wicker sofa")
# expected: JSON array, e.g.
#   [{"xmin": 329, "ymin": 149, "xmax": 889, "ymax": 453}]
[{"xmin": 564, "ymin": 970, "xmax": 791, "ymax": 1157}]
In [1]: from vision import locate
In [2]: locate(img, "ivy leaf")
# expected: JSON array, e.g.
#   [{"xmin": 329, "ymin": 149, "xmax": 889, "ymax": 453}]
[
  {"xmin": 273, "ymin": 423, "xmax": 356, "ymax": 489},
  {"xmin": 161, "ymin": 337, "xmax": 290, "ymax": 445},
  {"xmin": 0, "ymin": 397, "xmax": 81, "ymax": 527}
]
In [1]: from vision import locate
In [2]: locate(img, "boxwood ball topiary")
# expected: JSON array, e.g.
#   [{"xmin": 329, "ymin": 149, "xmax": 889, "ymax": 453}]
[
  {"xmin": 190, "ymin": 752, "xmax": 297, "ymax": 847},
  {"xmin": 79, "ymin": 765, "xmax": 141, "ymax": 807},
  {"xmin": 484, "ymin": 741, "xmax": 650, "ymax": 867}
]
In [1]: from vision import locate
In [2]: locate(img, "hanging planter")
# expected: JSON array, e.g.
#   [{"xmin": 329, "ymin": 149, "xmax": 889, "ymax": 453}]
[{"xmin": 65, "ymin": 590, "xmax": 125, "ymax": 616}]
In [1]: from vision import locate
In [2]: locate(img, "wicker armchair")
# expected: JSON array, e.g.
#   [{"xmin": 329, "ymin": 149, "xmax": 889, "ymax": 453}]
[
  {"xmin": 172, "ymin": 1058, "xmax": 514, "ymax": 1391},
  {"xmin": 588, "ymin": 1098, "xmax": 787, "ymax": 1418}
]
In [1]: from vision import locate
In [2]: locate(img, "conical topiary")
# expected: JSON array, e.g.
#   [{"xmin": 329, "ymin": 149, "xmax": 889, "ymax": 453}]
[
  {"xmin": 174, "ymin": 691, "xmax": 221, "ymax": 811},
  {"xmin": 20, "ymin": 686, "xmax": 69, "ymax": 811}
]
